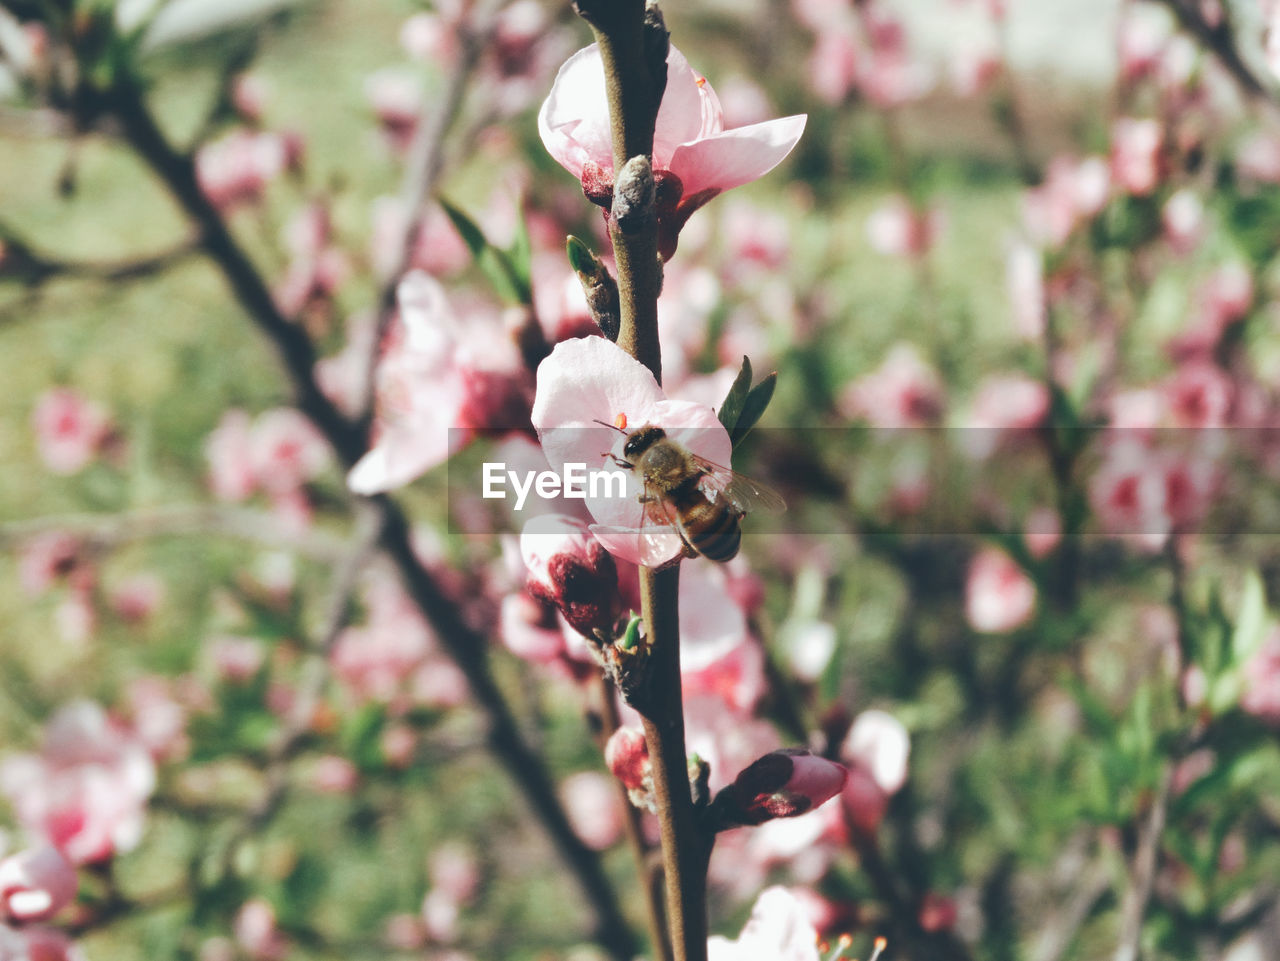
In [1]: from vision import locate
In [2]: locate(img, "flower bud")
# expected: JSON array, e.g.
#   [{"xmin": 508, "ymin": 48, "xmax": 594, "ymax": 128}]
[
  {"xmin": 604, "ymin": 725, "xmax": 650, "ymax": 793},
  {"xmin": 712, "ymin": 749, "xmax": 848, "ymax": 828},
  {"xmin": 0, "ymin": 844, "xmax": 78, "ymax": 922},
  {"xmin": 520, "ymin": 515, "xmax": 622, "ymax": 641}
]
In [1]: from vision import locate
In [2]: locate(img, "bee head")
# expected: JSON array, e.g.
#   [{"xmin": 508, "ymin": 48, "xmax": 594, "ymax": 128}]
[{"xmin": 623, "ymin": 425, "xmax": 666, "ymax": 459}]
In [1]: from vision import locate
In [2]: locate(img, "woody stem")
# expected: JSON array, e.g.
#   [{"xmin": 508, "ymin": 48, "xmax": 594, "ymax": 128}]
[{"xmin": 578, "ymin": 1, "xmax": 710, "ymax": 959}]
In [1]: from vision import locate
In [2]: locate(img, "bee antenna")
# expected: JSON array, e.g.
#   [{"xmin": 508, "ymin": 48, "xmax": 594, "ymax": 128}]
[{"xmin": 593, "ymin": 418, "xmax": 626, "ymax": 434}]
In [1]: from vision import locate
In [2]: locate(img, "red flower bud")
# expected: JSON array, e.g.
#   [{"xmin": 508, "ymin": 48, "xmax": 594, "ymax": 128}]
[{"xmin": 713, "ymin": 749, "xmax": 848, "ymax": 828}]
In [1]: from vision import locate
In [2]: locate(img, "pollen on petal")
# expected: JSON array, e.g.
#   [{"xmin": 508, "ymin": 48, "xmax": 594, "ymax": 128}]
[{"xmin": 614, "ymin": 412, "xmax": 628, "ymax": 430}]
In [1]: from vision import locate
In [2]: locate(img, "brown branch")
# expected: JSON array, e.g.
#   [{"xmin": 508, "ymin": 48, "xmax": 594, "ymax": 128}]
[
  {"xmin": 0, "ymin": 504, "xmax": 350, "ymax": 560},
  {"xmin": 578, "ymin": 2, "xmax": 711, "ymax": 959},
  {"xmin": 1155, "ymin": 0, "xmax": 1280, "ymax": 119},
  {"xmin": 0, "ymin": 223, "xmax": 200, "ymax": 286},
  {"xmin": 594, "ymin": 672, "xmax": 672, "ymax": 961},
  {"xmin": 101, "ymin": 73, "xmax": 637, "ymax": 961}
]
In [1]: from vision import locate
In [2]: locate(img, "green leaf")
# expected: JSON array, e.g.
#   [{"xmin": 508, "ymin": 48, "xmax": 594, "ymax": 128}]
[
  {"xmin": 716, "ymin": 356, "xmax": 753, "ymax": 433},
  {"xmin": 440, "ymin": 198, "xmax": 487, "ymax": 259},
  {"xmin": 440, "ymin": 197, "xmax": 530, "ymax": 305},
  {"xmin": 1231, "ymin": 568, "xmax": 1268, "ymax": 664},
  {"xmin": 507, "ymin": 210, "xmax": 533, "ymax": 300},
  {"xmin": 730, "ymin": 372, "xmax": 778, "ymax": 448},
  {"xmin": 566, "ymin": 235, "xmax": 597, "ymax": 274}
]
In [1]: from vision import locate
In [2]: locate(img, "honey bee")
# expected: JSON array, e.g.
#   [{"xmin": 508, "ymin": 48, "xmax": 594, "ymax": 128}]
[{"xmin": 598, "ymin": 420, "xmax": 785, "ymax": 563}]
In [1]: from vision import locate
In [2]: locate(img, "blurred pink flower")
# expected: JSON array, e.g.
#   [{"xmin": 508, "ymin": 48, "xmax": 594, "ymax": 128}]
[
  {"xmin": 840, "ymin": 709, "xmax": 910, "ymax": 795},
  {"xmin": 306, "ymin": 755, "xmax": 358, "ymax": 794},
  {"xmin": 538, "ymin": 43, "xmax": 806, "ymax": 259},
  {"xmin": 1236, "ymin": 132, "xmax": 1280, "ymax": 183},
  {"xmin": 1022, "ymin": 155, "xmax": 1109, "ymax": 248},
  {"xmin": 248, "ymin": 408, "xmax": 330, "ymax": 497},
  {"xmin": 0, "ymin": 701, "xmax": 156, "ymax": 865},
  {"xmin": 108, "ymin": 572, "xmax": 164, "ymax": 623},
  {"xmin": 919, "ymin": 892, "xmax": 959, "ymax": 932},
  {"xmin": 205, "ymin": 410, "xmax": 257, "ymax": 502},
  {"xmin": 207, "ymin": 635, "xmax": 266, "ymax": 683},
  {"xmin": 369, "ymin": 197, "xmax": 470, "ymax": 280},
  {"xmin": 429, "ymin": 843, "xmax": 480, "ymax": 905},
  {"xmin": 1163, "ymin": 361, "xmax": 1233, "ymax": 428},
  {"xmin": 17, "ymin": 532, "xmax": 90, "ymax": 598},
  {"xmin": 1110, "ymin": 118, "xmax": 1163, "ymax": 196},
  {"xmin": 0, "ymin": 843, "xmax": 77, "ymax": 922},
  {"xmin": 707, "ymin": 886, "xmax": 820, "ymax": 961},
  {"xmin": 196, "ymin": 129, "xmax": 298, "ymax": 210},
  {"xmin": 1088, "ymin": 437, "xmax": 1218, "ymax": 550},
  {"xmin": 838, "ymin": 343, "xmax": 943, "ymax": 428},
  {"xmin": 1266, "ymin": 1, "xmax": 1280, "ymax": 82},
  {"xmin": 560, "ymin": 770, "xmax": 623, "ymax": 851},
  {"xmin": 865, "ymin": 195, "xmax": 943, "ymax": 258},
  {"xmin": 1162, "ymin": 189, "xmax": 1204, "ymax": 255},
  {"xmin": 531, "ymin": 337, "xmax": 730, "ymax": 567},
  {"xmin": 1024, "ymin": 506, "xmax": 1062, "ymax": 559},
  {"xmin": 965, "ymin": 547, "xmax": 1036, "ymax": 633},
  {"xmin": 124, "ymin": 676, "xmax": 189, "ymax": 762},
  {"xmin": 1005, "ymin": 240, "xmax": 1045, "ymax": 341},
  {"xmin": 32, "ymin": 388, "xmax": 114, "ymax": 476},
  {"xmin": 348, "ymin": 272, "xmax": 533, "ymax": 494},
  {"xmin": 1240, "ymin": 628, "xmax": 1280, "ymax": 725},
  {"xmin": 234, "ymin": 899, "xmax": 289, "ymax": 961},
  {"xmin": 364, "ymin": 69, "xmax": 424, "ymax": 153},
  {"xmin": 2, "ymin": 925, "xmax": 84, "ymax": 961}
]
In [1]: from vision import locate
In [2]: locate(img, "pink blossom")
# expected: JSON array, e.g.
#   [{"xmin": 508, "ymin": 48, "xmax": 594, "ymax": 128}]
[
  {"xmin": 207, "ymin": 635, "xmax": 266, "ymax": 683},
  {"xmin": 964, "ymin": 373, "xmax": 1050, "ymax": 458},
  {"xmin": 0, "ymin": 844, "xmax": 77, "ymax": 922},
  {"xmin": 421, "ymin": 888, "xmax": 460, "ymax": 943},
  {"xmin": 531, "ymin": 337, "xmax": 731, "ymax": 567},
  {"xmin": 1162, "ymin": 189, "xmax": 1204, "ymax": 255},
  {"xmin": 316, "ymin": 313, "xmax": 378, "ymax": 417},
  {"xmin": 838, "ymin": 343, "xmax": 943, "ymax": 428},
  {"xmin": 499, "ymin": 591, "xmax": 569, "ymax": 665},
  {"xmin": 306, "ymin": 755, "xmax": 358, "ymax": 794},
  {"xmin": 32, "ymin": 388, "xmax": 113, "ymax": 475},
  {"xmin": 1118, "ymin": 5, "xmax": 1174, "ymax": 82},
  {"xmin": 3, "ymin": 926, "xmax": 85, "ymax": 961},
  {"xmin": 205, "ymin": 410, "xmax": 257, "ymax": 501},
  {"xmin": 842, "ymin": 763, "xmax": 890, "ymax": 834},
  {"xmin": 1175, "ymin": 263, "xmax": 1254, "ymax": 357},
  {"xmin": 865, "ymin": 195, "xmax": 943, "ymax": 258},
  {"xmin": 685, "ymin": 696, "xmax": 781, "ymax": 794},
  {"xmin": 1005, "ymin": 240, "xmax": 1045, "ymax": 341},
  {"xmin": 1163, "ymin": 361, "xmax": 1233, "ymax": 429},
  {"xmin": 196, "ymin": 129, "xmax": 296, "ymax": 209},
  {"xmin": 806, "ymin": 26, "xmax": 860, "ymax": 105},
  {"xmin": 707, "ymin": 886, "xmax": 820, "ymax": 961},
  {"xmin": 124, "ymin": 676, "xmax": 189, "ymax": 762},
  {"xmin": 778, "ymin": 619, "xmax": 836, "ymax": 683},
  {"xmin": 364, "ymin": 69, "xmax": 423, "ymax": 153},
  {"xmin": 1024, "ymin": 506, "xmax": 1062, "ymax": 559},
  {"xmin": 231, "ymin": 73, "xmax": 268, "ymax": 122},
  {"xmin": 538, "ymin": 43, "xmax": 806, "ymax": 259},
  {"xmin": 429, "ymin": 843, "xmax": 480, "ymax": 905},
  {"xmin": 1088, "ymin": 437, "xmax": 1218, "ymax": 550},
  {"xmin": 234, "ymin": 899, "xmax": 289, "ymax": 961},
  {"xmin": 1240, "ymin": 627, "xmax": 1280, "ymax": 725},
  {"xmin": 331, "ymin": 577, "xmax": 436, "ymax": 704},
  {"xmin": 965, "ymin": 547, "xmax": 1036, "ymax": 633},
  {"xmin": 399, "ymin": 11, "xmax": 459, "ymax": 65},
  {"xmin": 369, "ymin": 196, "xmax": 470, "ymax": 280},
  {"xmin": 0, "ymin": 701, "xmax": 156, "ymax": 865},
  {"xmin": 17, "ymin": 532, "xmax": 89, "ymax": 598},
  {"xmin": 560, "ymin": 770, "xmax": 623, "ymax": 851},
  {"xmin": 381, "ymin": 724, "xmax": 417, "ymax": 768},
  {"xmin": 1236, "ymin": 133, "xmax": 1280, "ymax": 183},
  {"xmin": 1110, "ymin": 118, "xmax": 1163, "ymax": 196},
  {"xmin": 1022, "ymin": 155, "xmax": 1110, "ymax": 248},
  {"xmin": 108, "ymin": 572, "xmax": 164, "ymax": 622},
  {"xmin": 348, "ymin": 272, "xmax": 532, "ymax": 494},
  {"xmin": 247, "ymin": 407, "xmax": 330, "ymax": 497},
  {"xmin": 919, "ymin": 892, "xmax": 959, "ymax": 932},
  {"xmin": 840, "ymin": 709, "xmax": 910, "ymax": 795}
]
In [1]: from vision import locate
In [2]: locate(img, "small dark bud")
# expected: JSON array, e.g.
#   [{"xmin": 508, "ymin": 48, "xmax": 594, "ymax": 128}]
[
  {"xmin": 612, "ymin": 156, "xmax": 655, "ymax": 235},
  {"xmin": 566, "ymin": 235, "xmax": 621, "ymax": 341},
  {"xmin": 709, "ymin": 749, "xmax": 849, "ymax": 830}
]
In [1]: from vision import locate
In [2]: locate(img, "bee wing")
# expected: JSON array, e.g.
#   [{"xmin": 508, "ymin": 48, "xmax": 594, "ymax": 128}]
[
  {"xmin": 689, "ymin": 455, "xmax": 787, "ymax": 515},
  {"xmin": 590, "ymin": 524, "xmax": 684, "ymax": 568}
]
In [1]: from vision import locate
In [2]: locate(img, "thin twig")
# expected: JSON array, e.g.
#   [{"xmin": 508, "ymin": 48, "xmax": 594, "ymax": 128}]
[
  {"xmin": 1112, "ymin": 764, "xmax": 1174, "ymax": 961},
  {"xmin": 0, "ymin": 504, "xmax": 349, "ymax": 560},
  {"xmin": 357, "ymin": 21, "xmax": 485, "ymax": 426},
  {"xmin": 1155, "ymin": 0, "xmax": 1280, "ymax": 120}
]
